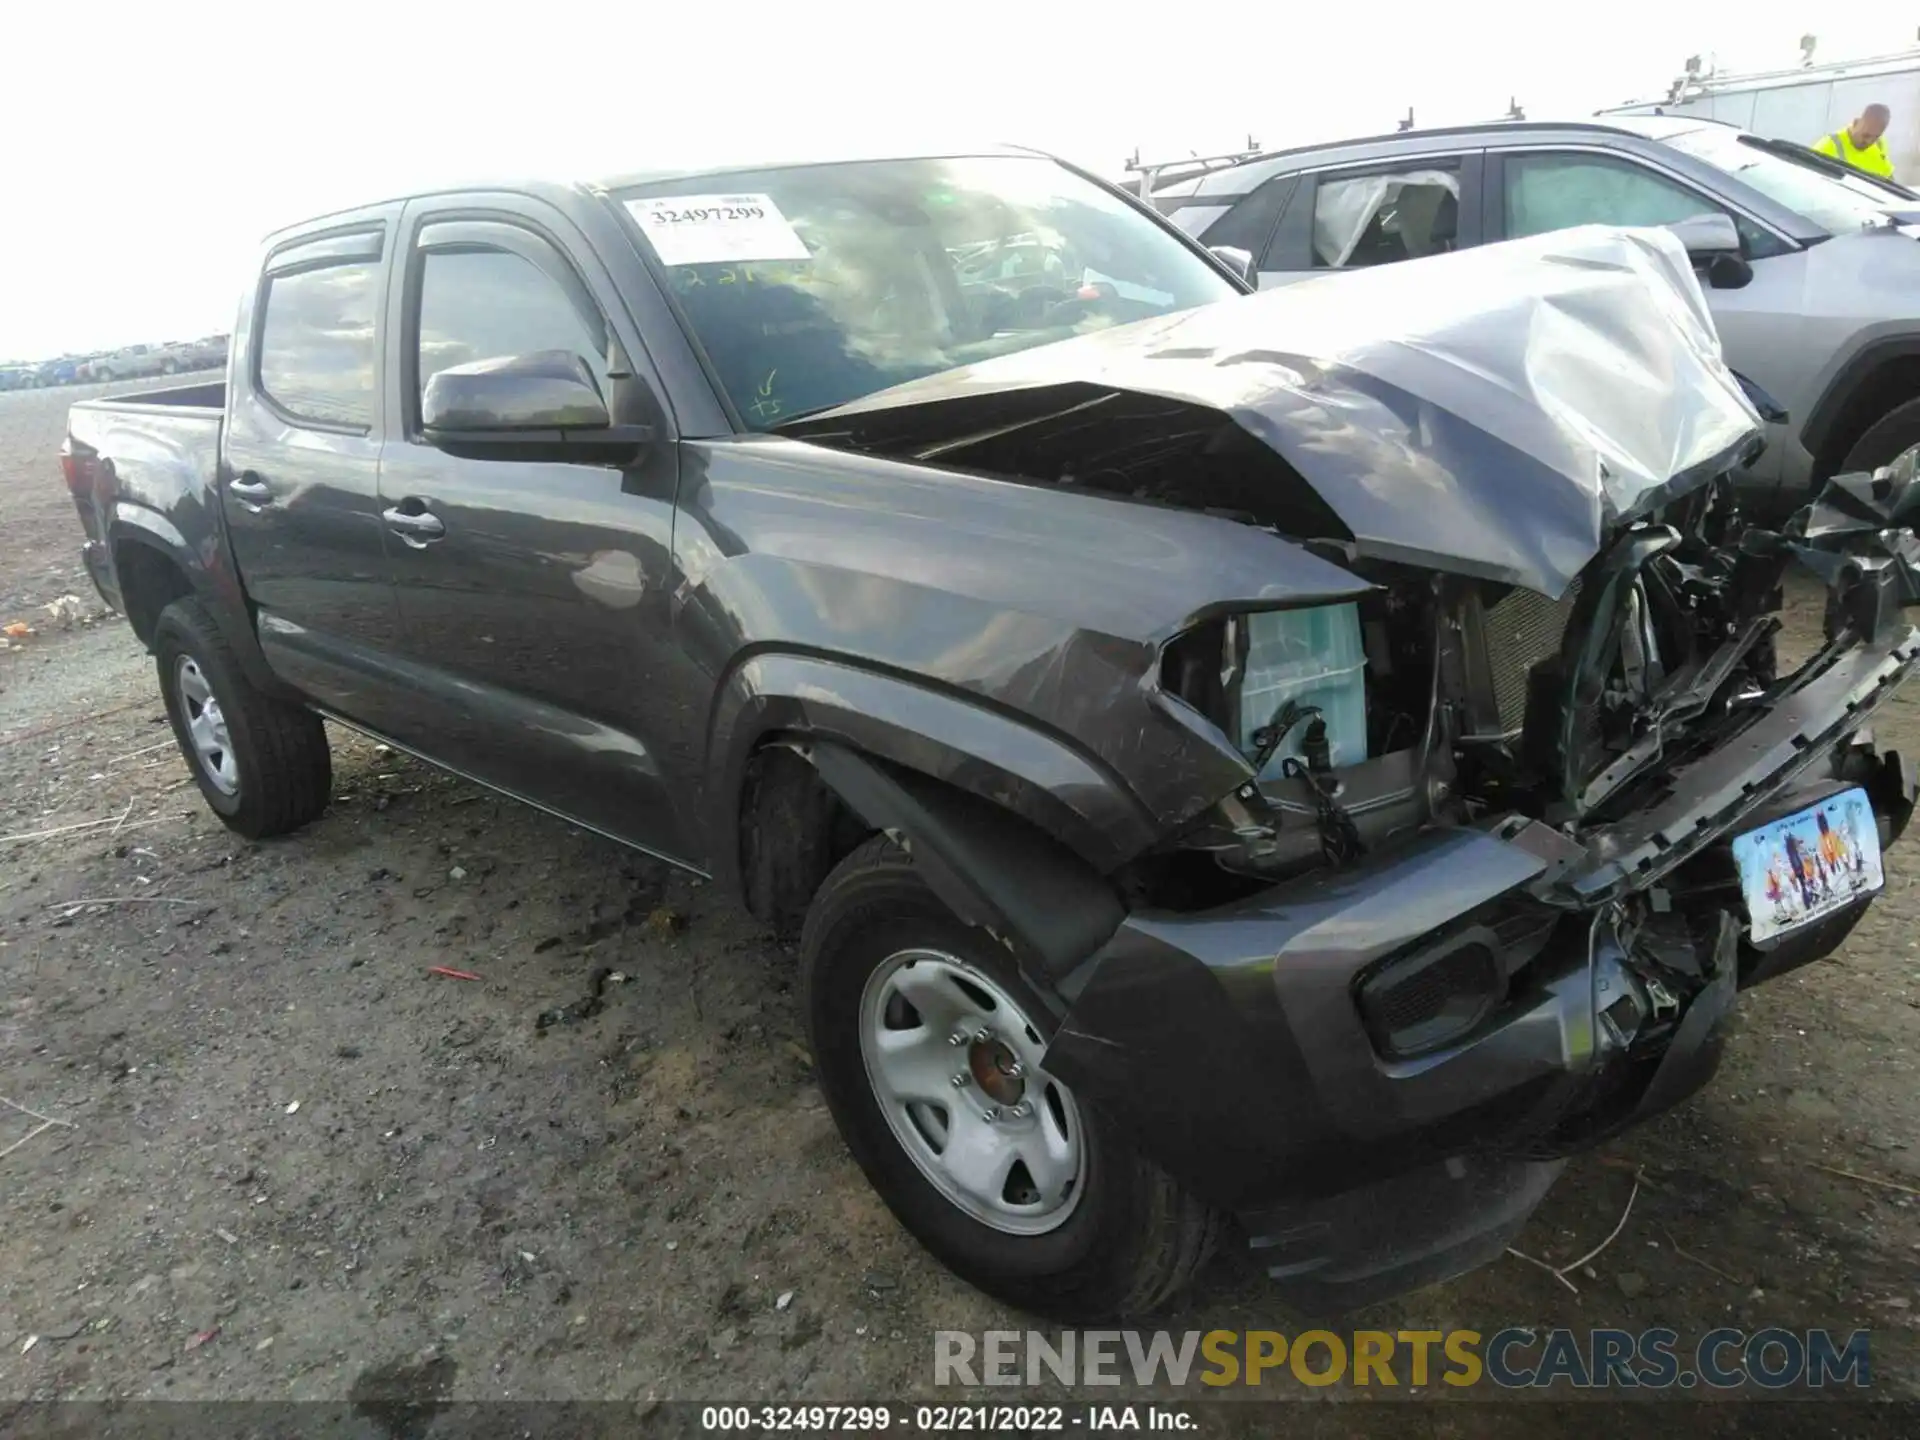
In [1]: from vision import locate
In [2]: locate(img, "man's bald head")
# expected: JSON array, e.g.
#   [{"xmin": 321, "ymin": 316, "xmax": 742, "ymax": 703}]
[{"xmin": 1853, "ymin": 104, "xmax": 1891, "ymax": 146}]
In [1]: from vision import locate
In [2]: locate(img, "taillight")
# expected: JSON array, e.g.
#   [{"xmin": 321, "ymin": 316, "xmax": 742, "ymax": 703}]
[{"xmin": 60, "ymin": 446, "xmax": 95, "ymax": 498}]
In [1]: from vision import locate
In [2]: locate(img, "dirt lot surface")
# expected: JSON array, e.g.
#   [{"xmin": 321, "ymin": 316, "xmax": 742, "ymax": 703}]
[{"xmin": 2, "ymin": 380, "xmax": 1918, "ymax": 1432}]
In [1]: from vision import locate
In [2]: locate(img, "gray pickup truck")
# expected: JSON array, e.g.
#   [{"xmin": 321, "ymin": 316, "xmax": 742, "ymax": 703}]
[{"xmin": 62, "ymin": 148, "xmax": 1920, "ymax": 1320}]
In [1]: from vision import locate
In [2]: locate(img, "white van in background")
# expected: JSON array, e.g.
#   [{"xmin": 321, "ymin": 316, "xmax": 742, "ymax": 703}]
[{"xmin": 1601, "ymin": 43, "xmax": 1920, "ymax": 183}]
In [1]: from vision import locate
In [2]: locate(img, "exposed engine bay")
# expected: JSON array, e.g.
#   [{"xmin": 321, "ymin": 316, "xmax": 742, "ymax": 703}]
[
  {"xmin": 1161, "ymin": 471, "xmax": 1796, "ymax": 881},
  {"xmin": 807, "ymin": 382, "xmax": 1901, "ymax": 890}
]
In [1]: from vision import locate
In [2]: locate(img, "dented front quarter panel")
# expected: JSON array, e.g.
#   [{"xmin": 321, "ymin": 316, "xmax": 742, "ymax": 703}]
[{"xmin": 676, "ymin": 434, "xmax": 1372, "ymax": 863}]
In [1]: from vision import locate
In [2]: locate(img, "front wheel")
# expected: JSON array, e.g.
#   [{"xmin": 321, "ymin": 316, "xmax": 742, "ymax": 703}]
[
  {"xmin": 1839, "ymin": 397, "xmax": 1920, "ymax": 477},
  {"xmin": 154, "ymin": 596, "xmax": 332, "ymax": 839},
  {"xmin": 801, "ymin": 835, "xmax": 1220, "ymax": 1320}
]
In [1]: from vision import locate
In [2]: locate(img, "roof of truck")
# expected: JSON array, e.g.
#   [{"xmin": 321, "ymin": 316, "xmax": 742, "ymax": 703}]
[
  {"xmin": 593, "ymin": 143, "xmax": 1046, "ymax": 192},
  {"xmin": 261, "ymin": 145, "xmax": 1080, "ymax": 241}
]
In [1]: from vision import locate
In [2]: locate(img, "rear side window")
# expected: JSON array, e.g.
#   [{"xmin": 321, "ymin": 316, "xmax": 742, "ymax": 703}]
[
  {"xmin": 256, "ymin": 261, "xmax": 379, "ymax": 428},
  {"xmin": 414, "ymin": 248, "xmax": 609, "ymax": 403},
  {"xmin": 1313, "ymin": 169, "xmax": 1461, "ymax": 268}
]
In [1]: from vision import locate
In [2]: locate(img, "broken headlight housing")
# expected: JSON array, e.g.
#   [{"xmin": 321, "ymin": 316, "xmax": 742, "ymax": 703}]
[{"xmin": 1161, "ymin": 604, "xmax": 1369, "ymax": 777}]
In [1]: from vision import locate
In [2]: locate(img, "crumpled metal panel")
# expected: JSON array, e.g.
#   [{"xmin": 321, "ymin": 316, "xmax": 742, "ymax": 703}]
[
  {"xmin": 1790, "ymin": 447, "xmax": 1920, "ymax": 637},
  {"xmin": 794, "ymin": 225, "xmax": 1764, "ymax": 598}
]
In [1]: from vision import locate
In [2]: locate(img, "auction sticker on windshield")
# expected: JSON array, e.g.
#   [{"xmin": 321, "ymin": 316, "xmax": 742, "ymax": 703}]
[
  {"xmin": 1731, "ymin": 787, "xmax": 1882, "ymax": 943},
  {"xmin": 624, "ymin": 194, "xmax": 811, "ymax": 266}
]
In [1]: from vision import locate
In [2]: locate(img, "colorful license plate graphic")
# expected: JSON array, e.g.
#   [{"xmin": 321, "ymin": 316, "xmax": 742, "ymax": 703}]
[{"xmin": 1731, "ymin": 787, "xmax": 1883, "ymax": 943}]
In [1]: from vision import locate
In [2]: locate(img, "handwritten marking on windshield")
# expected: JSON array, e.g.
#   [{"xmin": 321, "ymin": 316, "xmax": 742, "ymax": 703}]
[{"xmin": 749, "ymin": 369, "xmax": 785, "ymax": 421}]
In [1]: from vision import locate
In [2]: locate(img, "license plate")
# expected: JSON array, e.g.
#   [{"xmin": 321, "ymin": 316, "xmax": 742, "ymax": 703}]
[{"xmin": 1731, "ymin": 787, "xmax": 1884, "ymax": 943}]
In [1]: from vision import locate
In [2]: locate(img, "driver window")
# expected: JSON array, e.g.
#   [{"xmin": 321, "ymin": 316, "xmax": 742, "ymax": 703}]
[
  {"xmin": 1312, "ymin": 169, "xmax": 1461, "ymax": 268},
  {"xmin": 414, "ymin": 245, "xmax": 609, "ymax": 407},
  {"xmin": 1506, "ymin": 154, "xmax": 1723, "ymax": 237}
]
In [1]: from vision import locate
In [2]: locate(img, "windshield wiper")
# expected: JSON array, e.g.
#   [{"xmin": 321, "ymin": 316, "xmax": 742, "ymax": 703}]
[
  {"xmin": 766, "ymin": 401, "xmax": 853, "ymax": 432},
  {"xmin": 1743, "ymin": 134, "xmax": 1919, "ymax": 203}
]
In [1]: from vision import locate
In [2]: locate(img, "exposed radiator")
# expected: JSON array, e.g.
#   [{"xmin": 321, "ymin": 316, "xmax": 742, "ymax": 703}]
[{"xmin": 1482, "ymin": 580, "xmax": 1582, "ymax": 734}]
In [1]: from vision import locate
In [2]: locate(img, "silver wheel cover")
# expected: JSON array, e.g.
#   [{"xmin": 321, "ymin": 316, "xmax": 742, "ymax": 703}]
[{"xmin": 858, "ymin": 948, "xmax": 1085, "ymax": 1235}]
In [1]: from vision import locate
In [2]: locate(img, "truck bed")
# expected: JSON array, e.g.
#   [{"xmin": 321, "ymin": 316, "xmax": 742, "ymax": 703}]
[
  {"xmin": 65, "ymin": 383, "xmax": 227, "ymax": 623},
  {"xmin": 76, "ymin": 379, "xmax": 225, "ymax": 415}
]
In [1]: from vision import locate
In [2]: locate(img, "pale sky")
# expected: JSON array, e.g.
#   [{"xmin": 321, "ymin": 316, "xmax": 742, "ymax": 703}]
[{"xmin": 4, "ymin": 1, "xmax": 1916, "ymax": 359}]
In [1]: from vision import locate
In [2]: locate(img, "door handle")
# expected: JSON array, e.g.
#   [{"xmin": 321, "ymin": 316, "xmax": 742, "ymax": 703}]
[
  {"xmin": 382, "ymin": 504, "xmax": 446, "ymax": 548},
  {"xmin": 227, "ymin": 472, "xmax": 272, "ymax": 508}
]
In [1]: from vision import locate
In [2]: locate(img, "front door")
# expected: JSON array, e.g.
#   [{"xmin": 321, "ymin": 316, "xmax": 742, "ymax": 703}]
[
  {"xmin": 222, "ymin": 210, "xmax": 412, "ymax": 726},
  {"xmin": 374, "ymin": 202, "xmax": 694, "ymax": 864}
]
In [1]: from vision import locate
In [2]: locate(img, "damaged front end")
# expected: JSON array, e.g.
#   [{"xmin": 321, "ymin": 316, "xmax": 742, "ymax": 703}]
[
  {"xmin": 1047, "ymin": 461, "xmax": 1920, "ymax": 1309},
  {"xmin": 784, "ymin": 225, "xmax": 1920, "ymax": 1309}
]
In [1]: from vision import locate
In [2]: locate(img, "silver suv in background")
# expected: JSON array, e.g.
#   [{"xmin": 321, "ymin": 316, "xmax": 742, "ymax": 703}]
[
  {"xmin": 1154, "ymin": 116, "xmax": 1920, "ymax": 512},
  {"xmin": 167, "ymin": 335, "xmax": 229, "ymax": 373}
]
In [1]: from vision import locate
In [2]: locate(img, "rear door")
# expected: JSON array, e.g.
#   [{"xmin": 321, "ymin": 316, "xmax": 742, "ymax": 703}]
[
  {"xmin": 222, "ymin": 207, "xmax": 412, "ymax": 723},
  {"xmin": 372, "ymin": 196, "xmax": 694, "ymax": 863},
  {"xmin": 1251, "ymin": 153, "xmax": 1483, "ymax": 285}
]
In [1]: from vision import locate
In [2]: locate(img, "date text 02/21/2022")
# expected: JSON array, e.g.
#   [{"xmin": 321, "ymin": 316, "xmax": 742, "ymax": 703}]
[{"xmin": 697, "ymin": 1405, "xmax": 1193, "ymax": 1431}]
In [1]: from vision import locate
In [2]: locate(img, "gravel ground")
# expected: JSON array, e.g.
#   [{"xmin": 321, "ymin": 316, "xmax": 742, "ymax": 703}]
[{"xmin": 2, "ymin": 379, "xmax": 1918, "ymax": 1429}]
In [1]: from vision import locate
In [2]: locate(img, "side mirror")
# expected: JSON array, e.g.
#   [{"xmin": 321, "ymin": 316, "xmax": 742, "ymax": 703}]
[
  {"xmin": 1208, "ymin": 245, "xmax": 1257, "ymax": 286},
  {"xmin": 1665, "ymin": 213, "xmax": 1754, "ymax": 290},
  {"xmin": 421, "ymin": 350, "xmax": 650, "ymax": 463},
  {"xmin": 1704, "ymin": 251, "xmax": 1755, "ymax": 290}
]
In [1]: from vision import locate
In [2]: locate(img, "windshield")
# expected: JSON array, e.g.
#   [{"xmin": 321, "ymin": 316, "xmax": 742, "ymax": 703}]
[
  {"xmin": 615, "ymin": 156, "xmax": 1237, "ymax": 428},
  {"xmin": 1661, "ymin": 127, "xmax": 1892, "ymax": 235}
]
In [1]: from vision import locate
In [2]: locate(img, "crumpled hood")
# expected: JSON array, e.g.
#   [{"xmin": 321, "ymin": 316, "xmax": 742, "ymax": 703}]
[{"xmin": 789, "ymin": 225, "xmax": 1764, "ymax": 597}]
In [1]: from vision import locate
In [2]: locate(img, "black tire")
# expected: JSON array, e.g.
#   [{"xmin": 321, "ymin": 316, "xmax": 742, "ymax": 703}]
[
  {"xmin": 801, "ymin": 835, "xmax": 1221, "ymax": 1320},
  {"xmin": 153, "ymin": 596, "xmax": 332, "ymax": 839},
  {"xmin": 1839, "ymin": 397, "xmax": 1920, "ymax": 477}
]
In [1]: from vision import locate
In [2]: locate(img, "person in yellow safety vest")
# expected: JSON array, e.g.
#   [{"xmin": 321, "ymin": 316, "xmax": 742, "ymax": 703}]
[{"xmin": 1814, "ymin": 104, "xmax": 1896, "ymax": 180}]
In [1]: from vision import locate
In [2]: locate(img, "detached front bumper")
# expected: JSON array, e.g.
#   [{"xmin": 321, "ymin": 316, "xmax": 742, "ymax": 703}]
[{"xmin": 1041, "ymin": 627, "xmax": 1920, "ymax": 1313}]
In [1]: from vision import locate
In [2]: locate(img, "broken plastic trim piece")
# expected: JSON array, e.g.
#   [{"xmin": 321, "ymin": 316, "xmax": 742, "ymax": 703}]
[
  {"xmin": 1559, "ymin": 627, "xmax": 1920, "ymax": 904},
  {"xmin": 803, "ymin": 742, "xmax": 1126, "ymax": 1000},
  {"xmin": 1784, "ymin": 449, "xmax": 1920, "ymax": 641}
]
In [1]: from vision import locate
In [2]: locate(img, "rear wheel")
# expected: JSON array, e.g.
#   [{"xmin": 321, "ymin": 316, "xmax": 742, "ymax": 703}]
[
  {"xmin": 154, "ymin": 597, "xmax": 332, "ymax": 839},
  {"xmin": 801, "ymin": 835, "xmax": 1221, "ymax": 1319}
]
